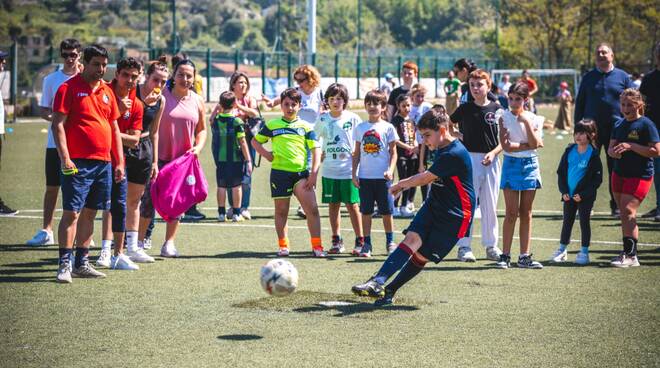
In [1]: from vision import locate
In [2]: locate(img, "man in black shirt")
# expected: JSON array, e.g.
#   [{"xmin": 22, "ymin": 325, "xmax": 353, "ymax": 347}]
[{"xmin": 639, "ymin": 42, "xmax": 660, "ymax": 221}]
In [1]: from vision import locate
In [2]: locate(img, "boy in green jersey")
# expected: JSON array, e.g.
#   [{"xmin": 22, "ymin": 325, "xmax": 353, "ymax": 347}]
[{"xmin": 252, "ymin": 88, "xmax": 326, "ymax": 257}]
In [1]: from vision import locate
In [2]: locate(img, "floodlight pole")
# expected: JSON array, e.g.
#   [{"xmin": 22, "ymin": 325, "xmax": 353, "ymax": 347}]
[
  {"xmin": 495, "ymin": 0, "xmax": 500, "ymax": 68},
  {"xmin": 171, "ymin": 0, "xmax": 178, "ymax": 54},
  {"xmin": 356, "ymin": 0, "xmax": 362, "ymax": 99},
  {"xmin": 307, "ymin": 0, "xmax": 316, "ymax": 65},
  {"xmin": 148, "ymin": 0, "xmax": 152, "ymax": 58},
  {"xmin": 587, "ymin": 0, "xmax": 593, "ymax": 67}
]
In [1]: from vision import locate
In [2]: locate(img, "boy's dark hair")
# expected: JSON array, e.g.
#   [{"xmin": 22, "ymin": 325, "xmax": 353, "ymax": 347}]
[
  {"xmin": 574, "ymin": 119, "xmax": 598, "ymax": 145},
  {"xmin": 395, "ymin": 93, "xmax": 411, "ymax": 106},
  {"xmin": 364, "ymin": 89, "xmax": 387, "ymax": 107},
  {"xmin": 417, "ymin": 109, "xmax": 449, "ymax": 131},
  {"xmin": 508, "ymin": 81, "xmax": 530, "ymax": 99},
  {"xmin": 280, "ymin": 87, "xmax": 301, "ymax": 105},
  {"xmin": 83, "ymin": 44, "xmax": 108, "ymax": 63},
  {"xmin": 219, "ymin": 91, "xmax": 236, "ymax": 110},
  {"xmin": 431, "ymin": 104, "xmax": 446, "ymax": 114},
  {"xmin": 60, "ymin": 38, "xmax": 80, "ymax": 52},
  {"xmin": 324, "ymin": 83, "xmax": 349, "ymax": 109},
  {"xmin": 116, "ymin": 57, "xmax": 142, "ymax": 73},
  {"xmin": 453, "ymin": 58, "xmax": 477, "ymax": 73}
]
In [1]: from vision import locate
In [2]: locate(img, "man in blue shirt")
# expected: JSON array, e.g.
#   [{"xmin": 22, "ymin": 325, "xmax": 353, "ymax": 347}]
[{"xmin": 575, "ymin": 43, "xmax": 634, "ymax": 215}]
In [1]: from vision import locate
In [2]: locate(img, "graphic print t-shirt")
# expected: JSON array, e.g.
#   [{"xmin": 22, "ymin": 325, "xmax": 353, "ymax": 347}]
[
  {"xmin": 353, "ymin": 120, "xmax": 399, "ymax": 179},
  {"xmin": 314, "ymin": 111, "xmax": 361, "ymax": 179},
  {"xmin": 450, "ymin": 101, "xmax": 500, "ymax": 153}
]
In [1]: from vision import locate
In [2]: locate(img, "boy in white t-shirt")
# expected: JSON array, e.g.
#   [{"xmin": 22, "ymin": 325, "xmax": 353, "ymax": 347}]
[
  {"xmin": 26, "ymin": 39, "xmax": 81, "ymax": 246},
  {"xmin": 314, "ymin": 83, "xmax": 364, "ymax": 254},
  {"xmin": 352, "ymin": 90, "xmax": 399, "ymax": 257}
]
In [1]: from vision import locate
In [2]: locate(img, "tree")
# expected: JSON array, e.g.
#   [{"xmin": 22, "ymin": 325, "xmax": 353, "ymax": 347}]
[{"xmin": 221, "ymin": 19, "xmax": 245, "ymax": 45}]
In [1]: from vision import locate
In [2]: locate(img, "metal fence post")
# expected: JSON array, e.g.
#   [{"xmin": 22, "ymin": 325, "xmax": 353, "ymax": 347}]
[
  {"xmin": 206, "ymin": 48, "xmax": 211, "ymax": 103},
  {"xmin": 397, "ymin": 56, "xmax": 402, "ymax": 82},
  {"xmin": 10, "ymin": 42, "xmax": 17, "ymax": 123},
  {"xmin": 287, "ymin": 51, "xmax": 292, "ymax": 88},
  {"xmin": 261, "ymin": 51, "xmax": 266, "ymax": 96},
  {"xmin": 49, "ymin": 46, "xmax": 54, "ymax": 64},
  {"xmin": 434, "ymin": 57, "xmax": 439, "ymax": 98},
  {"xmin": 334, "ymin": 53, "xmax": 339, "ymax": 83},
  {"xmin": 119, "ymin": 47, "xmax": 125, "ymax": 60},
  {"xmin": 234, "ymin": 49, "xmax": 239, "ymax": 71},
  {"xmin": 377, "ymin": 55, "xmax": 381, "ymax": 91},
  {"xmin": 311, "ymin": 52, "xmax": 316, "ymax": 67},
  {"xmin": 417, "ymin": 55, "xmax": 422, "ymax": 77},
  {"xmin": 356, "ymin": 53, "xmax": 361, "ymax": 99}
]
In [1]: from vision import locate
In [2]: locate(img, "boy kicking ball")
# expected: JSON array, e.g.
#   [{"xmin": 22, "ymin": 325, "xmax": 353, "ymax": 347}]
[
  {"xmin": 252, "ymin": 88, "xmax": 327, "ymax": 257},
  {"xmin": 352, "ymin": 109, "xmax": 476, "ymax": 306}
]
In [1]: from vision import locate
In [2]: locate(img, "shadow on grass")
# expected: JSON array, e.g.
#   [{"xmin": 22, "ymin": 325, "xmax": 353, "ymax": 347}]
[
  {"xmin": 292, "ymin": 302, "xmax": 419, "ymax": 317},
  {"xmin": 178, "ymin": 251, "xmax": 342, "ymax": 260},
  {"xmin": 0, "ymin": 244, "xmax": 58, "ymax": 251},
  {"xmin": 217, "ymin": 334, "xmax": 263, "ymax": 341}
]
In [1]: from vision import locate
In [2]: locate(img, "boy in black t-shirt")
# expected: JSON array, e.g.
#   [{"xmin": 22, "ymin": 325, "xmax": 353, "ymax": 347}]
[
  {"xmin": 449, "ymin": 69, "xmax": 503, "ymax": 263},
  {"xmin": 391, "ymin": 94, "xmax": 419, "ymax": 218}
]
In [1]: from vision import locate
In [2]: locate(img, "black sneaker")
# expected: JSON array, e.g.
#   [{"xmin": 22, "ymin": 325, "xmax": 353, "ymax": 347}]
[
  {"xmin": 0, "ymin": 200, "xmax": 18, "ymax": 216},
  {"xmin": 351, "ymin": 277, "xmax": 385, "ymax": 298},
  {"xmin": 641, "ymin": 207, "xmax": 658, "ymax": 218},
  {"xmin": 183, "ymin": 207, "xmax": 206, "ymax": 221},
  {"xmin": 517, "ymin": 254, "xmax": 543, "ymax": 269},
  {"xmin": 374, "ymin": 288, "xmax": 396, "ymax": 307},
  {"xmin": 296, "ymin": 206, "xmax": 306, "ymax": 219},
  {"xmin": 611, "ymin": 208, "xmax": 620, "ymax": 217},
  {"xmin": 328, "ymin": 237, "xmax": 345, "ymax": 254},
  {"xmin": 495, "ymin": 254, "xmax": 511, "ymax": 269}
]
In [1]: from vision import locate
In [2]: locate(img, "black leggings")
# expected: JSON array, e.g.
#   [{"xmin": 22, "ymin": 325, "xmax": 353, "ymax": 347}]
[
  {"xmin": 559, "ymin": 198, "xmax": 595, "ymax": 248},
  {"xmin": 395, "ymin": 158, "xmax": 418, "ymax": 207}
]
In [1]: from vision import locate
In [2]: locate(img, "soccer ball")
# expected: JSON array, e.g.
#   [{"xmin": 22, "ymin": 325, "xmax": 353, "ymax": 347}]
[{"xmin": 260, "ymin": 259, "xmax": 299, "ymax": 296}]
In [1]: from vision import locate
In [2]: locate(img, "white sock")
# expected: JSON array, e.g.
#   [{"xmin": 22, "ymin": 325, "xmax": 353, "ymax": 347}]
[
  {"xmin": 126, "ymin": 231, "xmax": 138, "ymax": 252},
  {"xmin": 101, "ymin": 239, "xmax": 113, "ymax": 251}
]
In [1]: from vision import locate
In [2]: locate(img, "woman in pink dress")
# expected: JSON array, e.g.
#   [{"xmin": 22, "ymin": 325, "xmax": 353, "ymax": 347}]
[{"xmin": 157, "ymin": 59, "xmax": 207, "ymax": 257}]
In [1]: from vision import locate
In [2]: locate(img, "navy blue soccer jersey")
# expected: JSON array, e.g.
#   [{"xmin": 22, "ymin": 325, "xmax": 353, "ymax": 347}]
[
  {"xmin": 611, "ymin": 116, "xmax": 660, "ymax": 179},
  {"xmin": 425, "ymin": 139, "xmax": 476, "ymax": 237}
]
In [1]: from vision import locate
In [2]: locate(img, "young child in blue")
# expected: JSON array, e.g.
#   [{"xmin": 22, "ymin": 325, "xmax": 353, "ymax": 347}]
[
  {"xmin": 352, "ymin": 90, "xmax": 399, "ymax": 257},
  {"xmin": 551, "ymin": 119, "xmax": 602, "ymax": 265},
  {"xmin": 352, "ymin": 109, "xmax": 475, "ymax": 306},
  {"xmin": 212, "ymin": 91, "xmax": 252, "ymax": 222}
]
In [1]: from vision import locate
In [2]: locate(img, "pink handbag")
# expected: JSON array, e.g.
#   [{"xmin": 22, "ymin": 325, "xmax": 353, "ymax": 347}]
[{"xmin": 151, "ymin": 152, "xmax": 208, "ymax": 222}]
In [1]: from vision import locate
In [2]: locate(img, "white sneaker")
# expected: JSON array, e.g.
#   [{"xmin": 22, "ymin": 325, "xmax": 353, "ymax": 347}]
[
  {"xmin": 312, "ymin": 248, "xmax": 327, "ymax": 258},
  {"xmin": 240, "ymin": 209, "xmax": 252, "ymax": 220},
  {"xmin": 218, "ymin": 214, "xmax": 226, "ymax": 222},
  {"xmin": 575, "ymin": 251, "xmax": 590, "ymax": 265},
  {"xmin": 406, "ymin": 202, "xmax": 415, "ymax": 212},
  {"xmin": 392, "ymin": 207, "xmax": 402, "ymax": 218},
  {"xmin": 387, "ymin": 241, "xmax": 398, "ymax": 255},
  {"xmin": 110, "ymin": 253, "xmax": 139, "ymax": 270},
  {"xmin": 56, "ymin": 261, "xmax": 73, "ymax": 283},
  {"xmin": 231, "ymin": 214, "xmax": 244, "ymax": 222},
  {"xmin": 27, "ymin": 229, "xmax": 55, "ymax": 246},
  {"xmin": 277, "ymin": 247, "xmax": 290, "ymax": 257},
  {"xmin": 457, "ymin": 247, "xmax": 476, "ymax": 262},
  {"xmin": 486, "ymin": 246, "xmax": 502, "ymax": 261},
  {"xmin": 611, "ymin": 253, "xmax": 640, "ymax": 268},
  {"xmin": 96, "ymin": 248, "xmax": 112, "ymax": 268},
  {"xmin": 160, "ymin": 242, "xmax": 179, "ymax": 258},
  {"xmin": 400, "ymin": 206, "xmax": 414, "ymax": 218},
  {"xmin": 550, "ymin": 248, "xmax": 568, "ymax": 263},
  {"xmin": 141, "ymin": 238, "xmax": 152, "ymax": 250},
  {"xmin": 127, "ymin": 248, "xmax": 155, "ymax": 263}
]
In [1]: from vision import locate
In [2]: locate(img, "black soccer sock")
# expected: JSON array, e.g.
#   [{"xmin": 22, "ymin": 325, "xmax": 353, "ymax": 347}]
[
  {"xmin": 385, "ymin": 255, "xmax": 427, "ymax": 294},
  {"xmin": 218, "ymin": 207, "xmax": 226, "ymax": 216},
  {"xmin": 232, "ymin": 208, "xmax": 241, "ymax": 216},
  {"xmin": 373, "ymin": 243, "xmax": 414, "ymax": 285},
  {"xmin": 58, "ymin": 248, "xmax": 73, "ymax": 265},
  {"xmin": 623, "ymin": 237, "xmax": 637, "ymax": 256},
  {"xmin": 74, "ymin": 247, "xmax": 89, "ymax": 268}
]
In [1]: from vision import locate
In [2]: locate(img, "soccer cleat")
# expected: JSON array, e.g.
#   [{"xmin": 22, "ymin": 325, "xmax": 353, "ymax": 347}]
[
  {"xmin": 575, "ymin": 251, "xmax": 590, "ymax": 265},
  {"xmin": 359, "ymin": 243, "xmax": 373, "ymax": 258},
  {"xmin": 387, "ymin": 241, "xmax": 398, "ymax": 255},
  {"xmin": 96, "ymin": 248, "xmax": 112, "ymax": 268},
  {"xmin": 400, "ymin": 206, "xmax": 414, "ymax": 218},
  {"xmin": 231, "ymin": 214, "xmax": 244, "ymax": 222},
  {"xmin": 352, "ymin": 239, "xmax": 363, "ymax": 256},
  {"xmin": 218, "ymin": 214, "xmax": 226, "ymax": 222},
  {"xmin": 312, "ymin": 248, "xmax": 327, "ymax": 258},
  {"xmin": 277, "ymin": 247, "xmax": 290, "ymax": 257},
  {"xmin": 351, "ymin": 277, "xmax": 385, "ymax": 298},
  {"xmin": 392, "ymin": 207, "xmax": 402, "ymax": 218},
  {"xmin": 406, "ymin": 202, "xmax": 415, "ymax": 212},
  {"xmin": 610, "ymin": 253, "xmax": 640, "ymax": 268},
  {"xmin": 72, "ymin": 262, "xmax": 107, "ymax": 278},
  {"xmin": 0, "ymin": 200, "xmax": 18, "ymax": 216},
  {"xmin": 518, "ymin": 254, "xmax": 544, "ymax": 269},
  {"xmin": 240, "ymin": 209, "xmax": 252, "ymax": 220},
  {"xmin": 27, "ymin": 229, "xmax": 55, "ymax": 246},
  {"xmin": 160, "ymin": 242, "xmax": 179, "ymax": 258},
  {"xmin": 550, "ymin": 248, "xmax": 568, "ymax": 263},
  {"xmin": 374, "ymin": 288, "xmax": 396, "ymax": 307},
  {"xmin": 486, "ymin": 246, "xmax": 503, "ymax": 261},
  {"xmin": 56, "ymin": 260, "xmax": 73, "ymax": 284},
  {"xmin": 296, "ymin": 206, "xmax": 306, "ymax": 219},
  {"xmin": 183, "ymin": 207, "xmax": 206, "ymax": 221},
  {"xmin": 457, "ymin": 247, "xmax": 476, "ymax": 262},
  {"xmin": 141, "ymin": 238, "xmax": 152, "ymax": 250},
  {"xmin": 496, "ymin": 254, "xmax": 511, "ymax": 269},
  {"xmin": 127, "ymin": 248, "xmax": 155, "ymax": 263},
  {"xmin": 328, "ymin": 237, "xmax": 345, "ymax": 254},
  {"xmin": 110, "ymin": 254, "xmax": 140, "ymax": 270}
]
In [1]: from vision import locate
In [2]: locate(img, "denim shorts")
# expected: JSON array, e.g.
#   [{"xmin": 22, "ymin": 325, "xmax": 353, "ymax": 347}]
[
  {"xmin": 500, "ymin": 155, "xmax": 542, "ymax": 191},
  {"xmin": 61, "ymin": 159, "xmax": 112, "ymax": 212}
]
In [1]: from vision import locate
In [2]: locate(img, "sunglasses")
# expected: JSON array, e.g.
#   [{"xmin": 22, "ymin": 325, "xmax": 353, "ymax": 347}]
[
  {"xmin": 61, "ymin": 52, "xmax": 79, "ymax": 59},
  {"xmin": 294, "ymin": 76, "xmax": 307, "ymax": 83}
]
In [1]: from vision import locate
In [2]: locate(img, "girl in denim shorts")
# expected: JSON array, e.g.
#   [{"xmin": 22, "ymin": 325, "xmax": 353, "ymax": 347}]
[{"xmin": 496, "ymin": 81, "xmax": 545, "ymax": 269}]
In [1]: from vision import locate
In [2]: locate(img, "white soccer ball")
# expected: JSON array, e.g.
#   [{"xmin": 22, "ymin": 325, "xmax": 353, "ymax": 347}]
[{"xmin": 260, "ymin": 259, "xmax": 299, "ymax": 296}]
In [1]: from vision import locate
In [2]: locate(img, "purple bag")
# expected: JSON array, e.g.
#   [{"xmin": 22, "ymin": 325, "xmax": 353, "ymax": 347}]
[{"xmin": 151, "ymin": 152, "xmax": 208, "ymax": 222}]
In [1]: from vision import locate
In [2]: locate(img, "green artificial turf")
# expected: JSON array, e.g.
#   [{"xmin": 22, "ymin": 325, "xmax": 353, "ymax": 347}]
[{"xmin": 0, "ymin": 107, "xmax": 658, "ymax": 368}]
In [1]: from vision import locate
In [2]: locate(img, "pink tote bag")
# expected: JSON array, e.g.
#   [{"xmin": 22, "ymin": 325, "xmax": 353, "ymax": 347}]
[{"xmin": 151, "ymin": 152, "xmax": 208, "ymax": 222}]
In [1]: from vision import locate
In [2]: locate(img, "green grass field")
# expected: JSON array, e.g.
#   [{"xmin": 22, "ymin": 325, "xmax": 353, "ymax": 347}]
[{"xmin": 0, "ymin": 106, "xmax": 659, "ymax": 368}]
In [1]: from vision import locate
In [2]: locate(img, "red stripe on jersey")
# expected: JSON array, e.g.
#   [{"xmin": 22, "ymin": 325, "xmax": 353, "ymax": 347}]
[{"xmin": 450, "ymin": 175, "xmax": 472, "ymax": 238}]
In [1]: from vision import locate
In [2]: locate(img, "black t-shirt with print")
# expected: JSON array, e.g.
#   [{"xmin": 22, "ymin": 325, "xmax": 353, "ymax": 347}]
[{"xmin": 450, "ymin": 101, "xmax": 500, "ymax": 153}]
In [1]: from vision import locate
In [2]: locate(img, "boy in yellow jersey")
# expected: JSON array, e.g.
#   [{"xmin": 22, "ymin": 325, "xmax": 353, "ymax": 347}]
[{"xmin": 252, "ymin": 88, "xmax": 326, "ymax": 257}]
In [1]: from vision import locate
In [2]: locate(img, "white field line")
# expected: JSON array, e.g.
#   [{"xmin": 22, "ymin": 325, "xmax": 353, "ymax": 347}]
[{"xmin": 3, "ymin": 213, "xmax": 659, "ymax": 247}]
